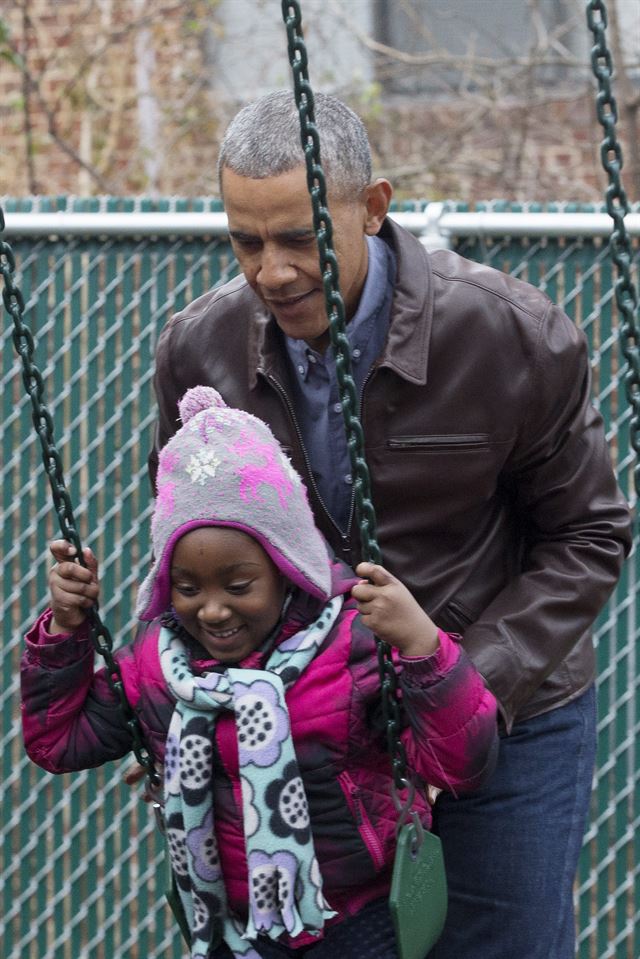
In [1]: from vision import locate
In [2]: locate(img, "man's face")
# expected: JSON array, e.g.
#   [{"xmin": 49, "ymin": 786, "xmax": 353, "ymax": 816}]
[{"xmin": 222, "ymin": 165, "xmax": 390, "ymax": 352}]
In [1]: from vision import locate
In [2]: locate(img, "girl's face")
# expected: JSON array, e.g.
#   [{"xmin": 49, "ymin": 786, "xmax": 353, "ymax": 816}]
[{"xmin": 170, "ymin": 527, "xmax": 286, "ymax": 662}]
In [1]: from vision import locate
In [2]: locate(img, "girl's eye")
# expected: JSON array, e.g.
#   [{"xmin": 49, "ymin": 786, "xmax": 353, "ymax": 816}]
[
  {"xmin": 227, "ymin": 581, "xmax": 252, "ymax": 595},
  {"xmin": 174, "ymin": 584, "xmax": 198, "ymax": 596}
]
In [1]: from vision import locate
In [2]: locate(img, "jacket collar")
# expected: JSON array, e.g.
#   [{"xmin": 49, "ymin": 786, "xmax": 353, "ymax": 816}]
[
  {"xmin": 376, "ymin": 217, "xmax": 433, "ymax": 386},
  {"xmin": 250, "ymin": 217, "xmax": 434, "ymax": 389}
]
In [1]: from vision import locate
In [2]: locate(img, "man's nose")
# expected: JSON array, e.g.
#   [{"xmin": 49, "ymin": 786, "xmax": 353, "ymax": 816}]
[{"xmin": 256, "ymin": 244, "xmax": 297, "ymax": 288}]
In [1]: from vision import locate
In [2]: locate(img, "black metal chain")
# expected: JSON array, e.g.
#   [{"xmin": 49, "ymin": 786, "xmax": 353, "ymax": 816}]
[
  {"xmin": 0, "ymin": 206, "xmax": 160, "ymax": 789},
  {"xmin": 281, "ymin": 1, "xmax": 408, "ymax": 790},
  {"xmin": 586, "ymin": 0, "xmax": 640, "ymax": 496}
]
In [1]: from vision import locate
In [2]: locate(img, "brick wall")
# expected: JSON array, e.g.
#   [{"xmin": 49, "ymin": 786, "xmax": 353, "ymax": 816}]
[
  {"xmin": 370, "ymin": 95, "xmax": 612, "ymax": 204},
  {"xmin": 0, "ymin": 1, "xmax": 634, "ymax": 204},
  {"xmin": 0, "ymin": 1, "xmax": 223, "ymax": 197}
]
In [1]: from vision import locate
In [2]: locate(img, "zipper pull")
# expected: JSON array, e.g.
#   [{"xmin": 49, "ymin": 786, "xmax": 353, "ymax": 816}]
[{"xmin": 341, "ymin": 533, "xmax": 352, "ymax": 564}]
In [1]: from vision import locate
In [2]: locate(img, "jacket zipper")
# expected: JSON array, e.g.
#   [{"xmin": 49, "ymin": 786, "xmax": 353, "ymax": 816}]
[
  {"xmin": 262, "ymin": 362, "xmax": 379, "ymax": 553},
  {"xmin": 337, "ymin": 770, "xmax": 386, "ymax": 872},
  {"xmin": 261, "ymin": 369, "xmax": 350, "ymax": 549}
]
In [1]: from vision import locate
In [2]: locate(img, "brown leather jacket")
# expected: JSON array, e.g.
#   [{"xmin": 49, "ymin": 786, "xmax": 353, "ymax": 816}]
[{"xmin": 150, "ymin": 218, "xmax": 632, "ymax": 730}]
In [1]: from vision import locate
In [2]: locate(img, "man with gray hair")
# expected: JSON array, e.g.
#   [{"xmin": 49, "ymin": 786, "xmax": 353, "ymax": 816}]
[{"xmin": 150, "ymin": 91, "xmax": 631, "ymax": 958}]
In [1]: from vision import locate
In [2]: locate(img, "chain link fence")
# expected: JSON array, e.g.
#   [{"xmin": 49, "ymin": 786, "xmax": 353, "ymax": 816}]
[{"xmin": 1, "ymin": 197, "xmax": 638, "ymax": 958}]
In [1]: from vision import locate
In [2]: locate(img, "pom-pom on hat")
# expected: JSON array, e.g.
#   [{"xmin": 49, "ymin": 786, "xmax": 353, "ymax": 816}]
[{"xmin": 136, "ymin": 386, "xmax": 332, "ymax": 620}]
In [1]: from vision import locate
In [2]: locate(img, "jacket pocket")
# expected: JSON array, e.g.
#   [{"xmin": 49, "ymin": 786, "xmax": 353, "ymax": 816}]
[
  {"xmin": 387, "ymin": 434, "xmax": 491, "ymax": 453},
  {"xmin": 445, "ymin": 599, "xmax": 475, "ymax": 627},
  {"xmin": 337, "ymin": 770, "xmax": 386, "ymax": 872}
]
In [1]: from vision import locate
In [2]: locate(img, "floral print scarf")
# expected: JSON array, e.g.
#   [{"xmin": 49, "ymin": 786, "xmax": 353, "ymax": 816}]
[{"xmin": 158, "ymin": 595, "xmax": 342, "ymax": 959}]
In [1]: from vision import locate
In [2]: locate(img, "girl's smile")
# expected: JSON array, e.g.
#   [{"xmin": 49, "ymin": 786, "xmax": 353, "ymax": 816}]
[{"xmin": 170, "ymin": 526, "xmax": 287, "ymax": 662}]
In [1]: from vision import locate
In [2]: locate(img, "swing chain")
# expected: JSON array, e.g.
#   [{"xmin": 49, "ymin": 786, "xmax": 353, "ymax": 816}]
[
  {"xmin": 281, "ymin": 2, "xmax": 379, "ymax": 561},
  {"xmin": 281, "ymin": 1, "xmax": 408, "ymax": 791},
  {"xmin": 0, "ymin": 206, "xmax": 161, "ymax": 790},
  {"xmin": 2, "ymin": 214, "xmax": 85, "ymax": 556},
  {"xmin": 586, "ymin": 0, "xmax": 640, "ymax": 495}
]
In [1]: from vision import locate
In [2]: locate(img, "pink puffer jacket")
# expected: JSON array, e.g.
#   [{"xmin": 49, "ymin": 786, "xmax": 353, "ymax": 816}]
[{"xmin": 21, "ymin": 559, "xmax": 498, "ymax": 927}]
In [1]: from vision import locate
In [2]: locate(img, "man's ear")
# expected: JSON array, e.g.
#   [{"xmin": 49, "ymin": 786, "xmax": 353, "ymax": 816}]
[{"xmin": 364, "ymin": 178, "xmax": 393, "ymax": 235}]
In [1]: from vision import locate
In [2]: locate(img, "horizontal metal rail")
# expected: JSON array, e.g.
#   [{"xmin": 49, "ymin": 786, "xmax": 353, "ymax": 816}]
[
  {"xmin": 4, "ymin": 208, "xmax": 640, "ymax": 250},
  {"xmin": 440, "ymin": 210, "xmax": 640, "ymax": 239}
]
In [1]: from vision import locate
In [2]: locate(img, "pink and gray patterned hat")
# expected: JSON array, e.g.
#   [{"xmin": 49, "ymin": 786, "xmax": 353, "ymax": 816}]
[{"xmin": 136, "ymin": 386, "xmax": 332, "ymax": 620}]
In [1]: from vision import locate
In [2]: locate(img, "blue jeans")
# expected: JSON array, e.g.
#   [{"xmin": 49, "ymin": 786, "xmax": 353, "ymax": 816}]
[{"xmin": 428, "ymin": 685, "xmax": 597, "ymax": 959}]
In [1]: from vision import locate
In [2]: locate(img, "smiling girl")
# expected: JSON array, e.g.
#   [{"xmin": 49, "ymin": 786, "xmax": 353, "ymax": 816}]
[{"xmin": 21, "ymin": 387, "xmax": 497, "ymax": 959}]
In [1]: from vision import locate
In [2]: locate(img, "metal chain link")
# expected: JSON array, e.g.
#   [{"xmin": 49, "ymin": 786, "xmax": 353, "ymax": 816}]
[
  {"xmin": 0, "ymin": 206, "xmax": 160, "ymax": 789},
  {"xmin": 586, "ymin": 0, "xmax": 640, "ymax": 496},
  {"xmin": 281, "ymin": 1, "xmax": 408, "ymax": 789}
]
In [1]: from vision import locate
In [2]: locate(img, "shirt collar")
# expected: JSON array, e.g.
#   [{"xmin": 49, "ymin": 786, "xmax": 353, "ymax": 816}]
[{"xmin": 286, "ymin": 235, "xmax": 395, "ymax": 377}]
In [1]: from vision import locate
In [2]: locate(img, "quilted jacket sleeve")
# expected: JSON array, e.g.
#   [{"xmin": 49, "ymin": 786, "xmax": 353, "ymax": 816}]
[
  {"xmin": 20, "ymin": 610, "xmax": 139, "ymax": 773},
  {"xmin": 398, "ymin": 631, "xmax": 499, "ymax": 795},
  {"xmin": 350, "ymin": 609, "xmax": 498, "ymax": 795}
]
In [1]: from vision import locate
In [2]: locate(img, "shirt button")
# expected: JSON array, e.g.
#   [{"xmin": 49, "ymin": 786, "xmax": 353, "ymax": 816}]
[
  {"xmin": 297, "ymin": 364, "xmax": 305, "ymax": 375},
  {"xmin": 352, "ymin": 348, "xmax": 362, "ymax": 360},
  {"xmin": 307, "ymin": 353, "xmax": 317, "ymax": 364},
  {"xmin": 333, "ymin": 402, "xmax": 342, "ymax": 413},
  {"xmin": 344, "ymin": 473, "xmax": 352, "ymax": 485}
]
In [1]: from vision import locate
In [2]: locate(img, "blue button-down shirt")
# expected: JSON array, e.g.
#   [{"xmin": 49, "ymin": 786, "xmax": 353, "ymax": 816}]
[{"xmin": 284, "ymin": 235, "xmax": 396, "ymax": 530}]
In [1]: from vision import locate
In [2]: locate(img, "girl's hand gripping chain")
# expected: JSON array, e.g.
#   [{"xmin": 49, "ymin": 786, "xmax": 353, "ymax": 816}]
[
  {"xmin": 48, "ymin": 539, "xmax": 100, "ymax": 634},
  {"xmin": 352, "ymin": 561, "xmax": 440, "ymax": 657}
]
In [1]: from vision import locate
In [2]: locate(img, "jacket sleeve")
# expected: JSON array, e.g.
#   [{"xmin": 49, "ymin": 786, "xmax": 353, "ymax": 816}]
[
  {"xmin": 463, "ymin": 304, "xmax": 631, "ymax": 728},
  {"xmin": 20, "ymin": 610, "xmax": 138, "ymax": 773},
  {"xmin": 398, "ymin": 631, "xmax": 499, "ymax": 795},
  {"xmin": 350, "ymin": 611, "xmax": 499, "ymax": 795}
]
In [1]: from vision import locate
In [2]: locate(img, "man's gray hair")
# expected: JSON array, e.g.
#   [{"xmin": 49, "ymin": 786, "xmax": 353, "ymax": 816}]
[{"xmin": 218, "ymin": 91, "xmax": 372, "ymax": 198}]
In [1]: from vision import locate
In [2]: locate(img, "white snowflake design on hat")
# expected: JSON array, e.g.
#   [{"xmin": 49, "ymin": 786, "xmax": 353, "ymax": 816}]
[{"xmin": 186, "ymin": 448, "xmax": 221, "ymax": 485}]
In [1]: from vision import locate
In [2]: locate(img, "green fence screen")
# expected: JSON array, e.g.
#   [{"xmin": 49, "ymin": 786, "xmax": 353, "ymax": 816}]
[{"xmin": 1, "ymin": 198, "xmax": 638, "ymax": 959}]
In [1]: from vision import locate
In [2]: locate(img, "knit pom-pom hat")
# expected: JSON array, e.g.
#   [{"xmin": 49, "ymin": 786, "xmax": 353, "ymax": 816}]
[{"xmin": 136, "ymin": 386, "xmax": 332, "ymax": 620}]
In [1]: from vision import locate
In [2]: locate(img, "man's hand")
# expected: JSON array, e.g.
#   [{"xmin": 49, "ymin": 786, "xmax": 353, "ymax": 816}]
[
  {"xmin": 352, "ymin": 561, "xmax": 439, "ymax": 656},
  {"xmin": 48, "ymin": 540, "xmax": 100, "ymax": 634}
]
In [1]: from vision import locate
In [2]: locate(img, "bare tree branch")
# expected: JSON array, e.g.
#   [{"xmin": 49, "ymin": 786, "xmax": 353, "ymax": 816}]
[
  {"xmin": 20, "ymin": 6, "xmax": 38, "ymax": 194},
  {"xmin": 607, "ymin": 0, "xmax": 640, "ymax": 200},
  {"xmin": 1, "ymin": 0, "xmax": 637, "ymax": 203},
  {"xmin": 327, "ymin": 0, "xmax": 587, "ymax": 72}
]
